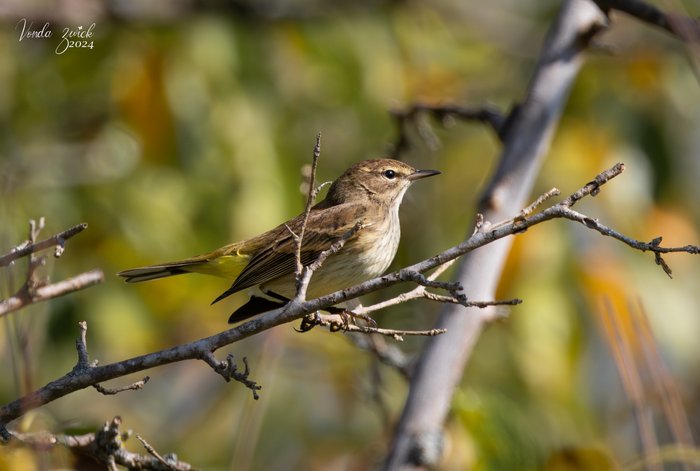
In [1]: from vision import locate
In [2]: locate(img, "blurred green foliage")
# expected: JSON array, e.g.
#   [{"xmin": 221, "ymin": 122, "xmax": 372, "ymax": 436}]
[{"xmin": 1, "ymin": 1, "xmax": 700, "ymax": 470}]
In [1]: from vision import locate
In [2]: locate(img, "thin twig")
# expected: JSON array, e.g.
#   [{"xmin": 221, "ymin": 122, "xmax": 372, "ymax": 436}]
[
  {"xmin": 397, "ymin": 271, "xmax": 465, "ymax": 302},
  {"xmin": 426, "ymin": 259, "xmax": 455, "ymax": 281},
  {"xmin": 562, "ymin": 162, "xmax": 625, "ymax": 207},
  {"xmin": 390, "ymin": 103, "xmax": 506, "ymax": 157},
  {"xmin": 294, "ymin": 133, "xmax": 322, "ymax": 288},
  {"xmin": 554, "ymin": 205, "xmax": 698, "ymax": 278},
  {"xmin": 74, "ymin": 320, "xmax": 91, "ymax": 370},
  {"xmin": 307, "ymin": 313, "xmax": 447, "ymax": 341},
  {"xmin": 341, "ymin": 324, "xmax": 446, "ymax": 341},
  {"xmin": 518, "ymin": 188, "xmax": 560, "ymax": 217},
  {"xmin": 292, "ymin": 221, "xmax": 364, "ymax": 303},
  {"xmin": 94, "ymin": 377, "xmax": 150, "ymax": 395},
  {"xmin": 0, "ymin": 269, "xmax": 104, "ymax": 317},
  {"xmin": 355, "ymin": 285, "xmax": 519, "ymax": 315},
  {"xmin": 136, "ymin": 434, "xmax": 178, "ymax": 470},
  {"xmin": 201, "ymin": 352, "xmax": 261, "ymax": 399},
  {"xmin": 0, "ymin": 222, "xmax": 88, "ymax": 267}
]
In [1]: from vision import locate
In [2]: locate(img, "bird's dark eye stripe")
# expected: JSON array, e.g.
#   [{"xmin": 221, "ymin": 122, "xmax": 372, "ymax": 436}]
[{"xmin": 384, "ymin": 169, "xmax": 396, "ymax": 179}]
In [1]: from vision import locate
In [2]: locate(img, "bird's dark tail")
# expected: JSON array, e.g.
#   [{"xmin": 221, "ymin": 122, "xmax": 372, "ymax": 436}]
[{"xmin": 118, "ymin": 260, "xmax": 205, "ymax": 283}]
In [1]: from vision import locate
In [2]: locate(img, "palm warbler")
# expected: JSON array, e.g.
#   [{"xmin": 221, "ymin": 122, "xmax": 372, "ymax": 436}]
[{"xmin": 119, "ymin": 159, "xmax": 439, "ymax": 323}]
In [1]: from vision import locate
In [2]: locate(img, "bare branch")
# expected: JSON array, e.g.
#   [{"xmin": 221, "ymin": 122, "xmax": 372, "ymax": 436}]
[
  {"xmin": 0, "ymin": 269, "xmax": 104, "ymax": 317},
  {"xmin": 518, "ymin": 188, "xmax": 561, "ymax": 218},
  {"xmin": 74, "ymin": 320, "xmax": 91, "ymax": 370},
  {"xmin": 552, "ymin": 205, "xmax": 698, "ymax": 278},
  {"xmin": 0, "ymin": 222, "xmax": 88, "ymax": 267},
  {"xmin": 342, "ymin": 325, "xmax": 446, "ymax": 341},
  {"xmin": 7, "ymin": 417, "xmax": 194, "ymax": 470},
  {"xmin": 94, "ymin": 377, "xmax": 150, "ymax": 396},
  {"xmin": 352, "ymin": 286, "xmax": 443, "ymax": 315},
  {"xmin": 562, "ymin": 162, "xmax": 625, "ymax": 207},
  {"xmin": 201, "ymin": 352, "xmax": 261, "ymax": 400},
  {"xmin": 390, "ymin": 103, "xmax": 506, "ymax": 157},
  {"xmin": 304, "ymin": 313, "xmax": 447, "ymax": 341},
  {"xmin": 136, "ymin": 434, "xmax": 180, "ymax": 470},
  {"xmin": 594, "ymin": 0, "xmax": 700, "ymax": 43},
  {"xmin": 463, "ymin": 298, "xmax": 522, "ymax": 309},
  {"xmin": 397, "ymin": 271, "xmax": 465, "ymax": 302},
  {"xmin": 0, "ymin": 221, "xmax": 102, "ymax": 319},
  {"xmin": 353, "ymin": 279, "xmax": 520, "ymax": 317},
  {"xmin": 294, "ymin": 132, "xmax": 322, "ymax": 288}
]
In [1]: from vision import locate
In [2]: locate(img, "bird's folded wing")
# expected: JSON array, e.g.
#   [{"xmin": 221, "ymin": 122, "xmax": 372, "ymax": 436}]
[
  {"xmin": 212, "ymin": 202, "xmax": 366, "ymax": 304},
  {"xmin": 229, "ymin": 248, "xmax": 320, "ymax": 293}
]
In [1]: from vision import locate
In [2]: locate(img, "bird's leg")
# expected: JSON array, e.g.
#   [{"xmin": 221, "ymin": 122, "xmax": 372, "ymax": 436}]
[{"xmin": 295, "ymin": 306, "xmax": 378, "ymax": 333}]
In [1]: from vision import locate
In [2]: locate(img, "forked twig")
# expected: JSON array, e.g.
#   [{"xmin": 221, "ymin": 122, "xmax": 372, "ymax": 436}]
[
  {"xmin": 0, "ymin": 221, "xmax": 103, "ymax": 317},
  {"xmin": 302, "ymin": 313, "xmax": 446, "ymax": 341},
  {"xmin": 201, "ymin": 352, "xmax": 261, "ymax": 400}
]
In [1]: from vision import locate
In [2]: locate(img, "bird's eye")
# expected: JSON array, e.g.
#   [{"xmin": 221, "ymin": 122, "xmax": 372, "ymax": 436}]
[{"xmin": 384, "ymin": 169, "xmax": 396, "ymax": 179}]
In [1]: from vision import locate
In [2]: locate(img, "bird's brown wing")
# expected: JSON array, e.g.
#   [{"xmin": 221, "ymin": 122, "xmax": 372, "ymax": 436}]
[
  {"xmin": 211, "ymin": 202, "xmax": 367, "ymax": 304},
  {"xmin": 228, "ymin": 245, "xmax": 320, "ymax": 293}
]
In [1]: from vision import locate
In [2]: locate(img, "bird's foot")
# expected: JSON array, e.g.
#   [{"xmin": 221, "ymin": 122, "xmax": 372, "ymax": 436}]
[
  {"xmin": 296, "ymin": 308, "xmax": 377, "ymax": 333},
  {"xmin": 326, "ymin": 307, "xmax": 377, "ymax": 331},
  {"xmin": 296, "ymin": 311, "xmax": 323, "ymax": 333}
]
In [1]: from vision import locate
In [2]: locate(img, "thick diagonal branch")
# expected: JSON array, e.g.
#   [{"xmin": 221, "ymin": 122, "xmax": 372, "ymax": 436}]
[{"xmin": 3, "ymin": 161, "xmax": 698, "ymax": 429}]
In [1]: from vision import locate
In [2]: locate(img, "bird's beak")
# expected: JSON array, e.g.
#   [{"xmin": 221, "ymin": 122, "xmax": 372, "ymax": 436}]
[{"xmin": 408, "ymin": 169, "xmax": 441, "ymax": 181}]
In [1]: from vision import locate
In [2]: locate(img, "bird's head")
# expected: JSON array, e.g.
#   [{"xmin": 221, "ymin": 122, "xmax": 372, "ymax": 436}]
[{"xmin": 323, "ymin": 159, "xmax": 440, "ymax": 207}]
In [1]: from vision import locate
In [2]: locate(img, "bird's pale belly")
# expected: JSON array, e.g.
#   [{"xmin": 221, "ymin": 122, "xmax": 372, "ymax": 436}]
[{"xmin": 261, "ymin": 220, "xmax": 400, "ymax": 300}]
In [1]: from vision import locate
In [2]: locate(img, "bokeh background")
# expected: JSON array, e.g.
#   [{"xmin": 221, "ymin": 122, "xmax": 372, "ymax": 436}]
[{"xmin": 1, "ymin": 1, "xmax": 699, "ymax": 469}]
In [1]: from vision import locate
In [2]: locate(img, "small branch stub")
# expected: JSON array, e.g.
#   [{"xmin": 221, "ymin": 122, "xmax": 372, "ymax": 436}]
[
  {"xmin": 94, "ymin": 377, "xmax": 150, "ymax": 396},
  {"xmin": 74, "ymin": 321, "xmax": 91, "ymax": 371},
  {"xmin": 202, "ymin": 352, "xmax": 261, "ymax": 400}
]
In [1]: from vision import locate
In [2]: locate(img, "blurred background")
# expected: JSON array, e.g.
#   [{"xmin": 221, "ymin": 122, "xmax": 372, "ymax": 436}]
[{"xmin": 1, "ymin": 0, "xmax": 699, "ymax": 469}]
